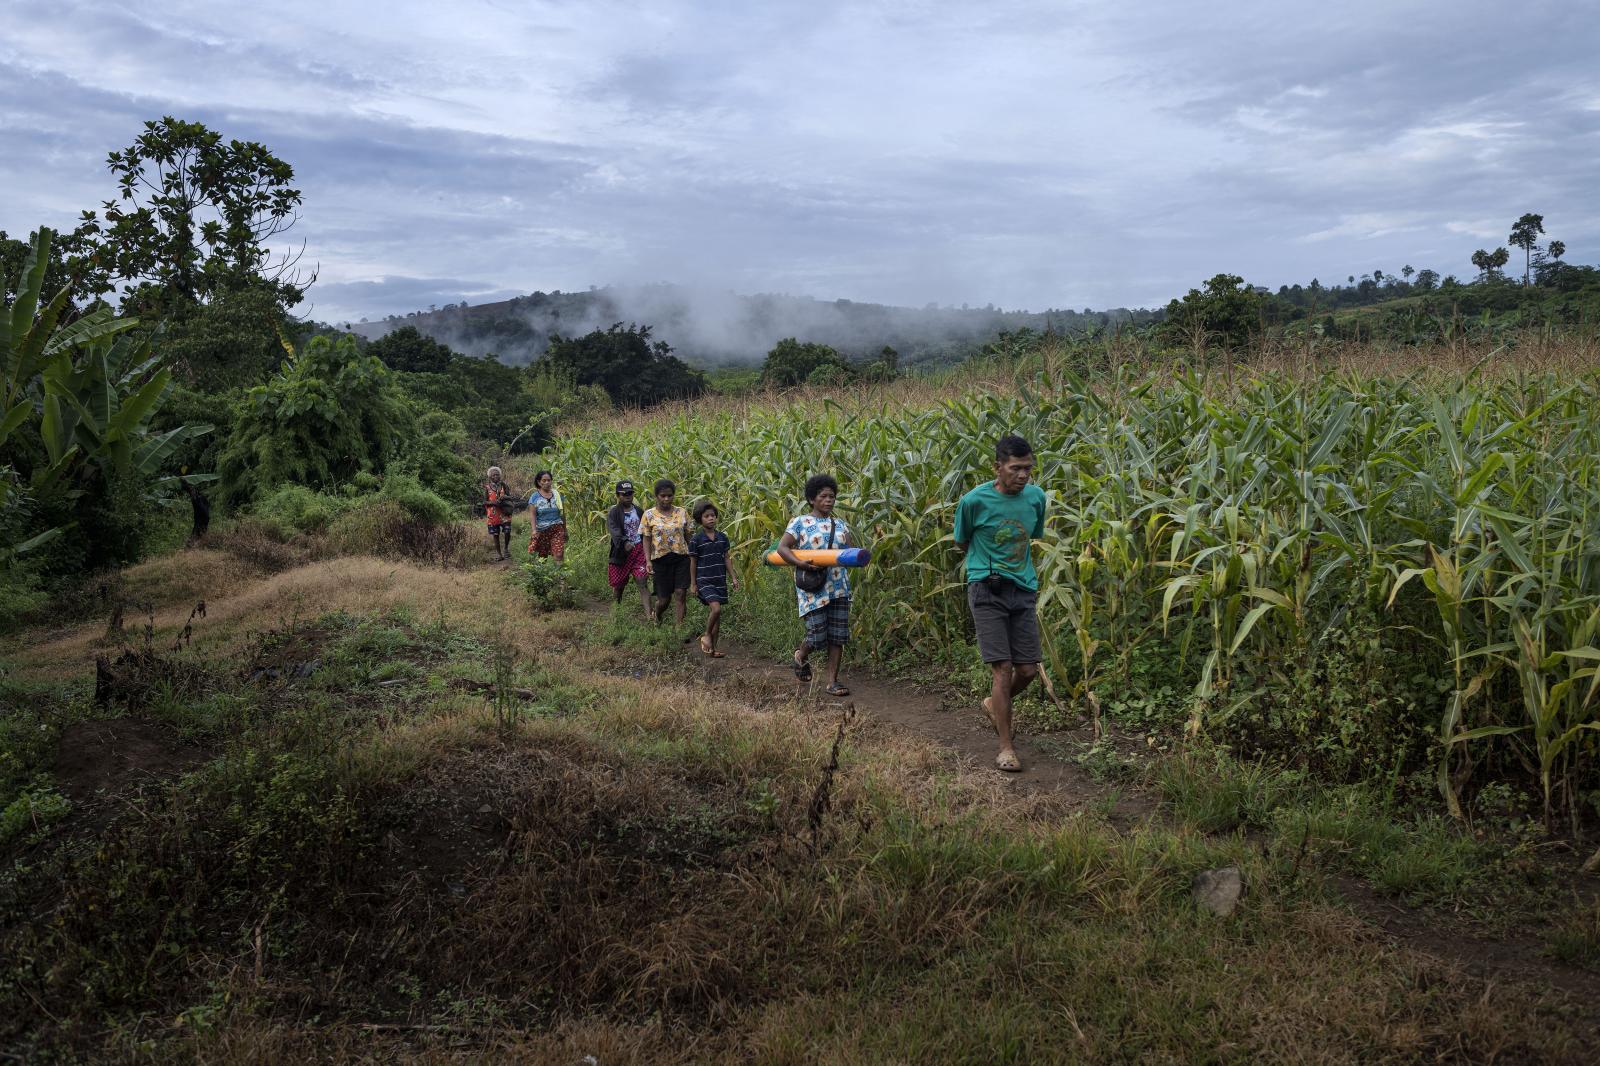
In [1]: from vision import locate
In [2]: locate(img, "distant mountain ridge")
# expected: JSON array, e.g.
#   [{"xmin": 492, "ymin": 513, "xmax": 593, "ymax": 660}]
[{"xmin": 345, "ymin": 283, "xmax": 1158, "ymax": 368}]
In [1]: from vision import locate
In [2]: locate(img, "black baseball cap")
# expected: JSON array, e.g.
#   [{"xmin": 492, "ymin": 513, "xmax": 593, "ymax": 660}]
[{"xmin": 616, "ymin": 481, "xmax": 634, "ymax": 493}]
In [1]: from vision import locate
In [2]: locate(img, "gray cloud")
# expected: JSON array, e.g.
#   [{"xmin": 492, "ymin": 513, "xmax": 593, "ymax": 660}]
[{"xmin": 2, "ymin": 0, "xmax": 1594, "ymax": 326}]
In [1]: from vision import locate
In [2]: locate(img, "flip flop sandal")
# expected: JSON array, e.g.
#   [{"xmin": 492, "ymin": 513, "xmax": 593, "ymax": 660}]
[
  {"xmin": 982, "ymin": 696, "xmax": 997, "ymax": 733},
  {"xmin": 825, "ymin": 683, "xmax": 850, "ymax": 697},
  {"xmin": 793, "ymin": 654, "xmax": 813, "ymax": 681},
  {"xmin": 995, "ymin": 749, "xmax": 1023, "ymax": 773},
  {"xmin": 700, "ymin": 636, "xmax": 714, "ymax": 656}
]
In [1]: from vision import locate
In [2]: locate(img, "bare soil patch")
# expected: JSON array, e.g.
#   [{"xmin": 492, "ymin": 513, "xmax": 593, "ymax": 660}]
[{"xmin": 51, "ymin": 717, "xmax": 207, "ymax": 806}]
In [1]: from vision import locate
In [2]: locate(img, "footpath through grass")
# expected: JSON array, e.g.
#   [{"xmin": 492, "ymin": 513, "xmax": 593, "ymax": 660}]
[{"xmin": 1, "ymin": 547, "xmax": 1596, "ymax": 1062}]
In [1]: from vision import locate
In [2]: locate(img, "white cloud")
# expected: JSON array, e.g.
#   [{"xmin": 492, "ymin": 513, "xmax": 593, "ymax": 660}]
[{"xmin": 1, "ymin": 0, "xmax": 1595, "ymax": 324}]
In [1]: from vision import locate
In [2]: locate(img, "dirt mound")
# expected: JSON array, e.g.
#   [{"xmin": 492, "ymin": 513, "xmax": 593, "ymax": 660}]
[{"xmin": 52, "ymin": 718, "xmax": 206, "ymax": 805}]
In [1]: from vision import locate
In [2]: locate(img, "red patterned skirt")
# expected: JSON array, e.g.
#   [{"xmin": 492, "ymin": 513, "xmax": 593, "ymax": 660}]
[
  {"xmin": 529, "ymin": 523, "xmax": 568, "ymax": 559},
  {"xmin": 608, "ymin": 541, "xmax": 647, "ymax": 588}
]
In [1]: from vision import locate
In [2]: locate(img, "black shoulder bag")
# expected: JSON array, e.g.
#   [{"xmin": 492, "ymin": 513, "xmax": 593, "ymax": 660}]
[{"xmin": 794, "ymin": 520, "xmax": 834, "ymax": 593}]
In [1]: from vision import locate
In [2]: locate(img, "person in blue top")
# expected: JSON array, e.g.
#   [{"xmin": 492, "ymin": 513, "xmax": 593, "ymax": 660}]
[
  {"xmin": 775, "ymin": 473, "xmax": 856, "ymax": 697},
  {"xmin": 954, "ymin": 434, "xmax": 1047, "ymax": 772},
  {"xmin": 527, "ymin": 470, "xmax": 567, "ymax": 562}
]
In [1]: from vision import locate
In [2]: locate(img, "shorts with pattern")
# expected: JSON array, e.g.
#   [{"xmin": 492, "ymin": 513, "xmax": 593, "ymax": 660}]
[
  {"xmin": 486, "ymin": 522, "xmax": 508, "ymax": 535},
  {"xmin": 802, "ymin": 599, "xmax": 851, "ymax": 650},
  {"xmin": 529, "ymin": 523, "xmax": 567, "ymax": 558}
]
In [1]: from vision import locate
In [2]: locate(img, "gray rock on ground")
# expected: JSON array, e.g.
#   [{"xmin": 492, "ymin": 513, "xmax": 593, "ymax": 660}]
[{"xmin": 1192, "ymin": 865, "xmax": 1244, "ymax": 916}]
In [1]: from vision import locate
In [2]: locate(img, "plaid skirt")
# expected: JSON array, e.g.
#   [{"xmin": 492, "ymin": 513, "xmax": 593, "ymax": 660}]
[{"xmin": 608, "ymin": 541, "xmax": 647, "ymax": 588}]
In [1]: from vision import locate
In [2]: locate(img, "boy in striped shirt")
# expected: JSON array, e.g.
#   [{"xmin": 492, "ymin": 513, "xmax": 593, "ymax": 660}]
[{"xmin": 688, "ymin": 500, "xmax": 738, "ymax": 657}]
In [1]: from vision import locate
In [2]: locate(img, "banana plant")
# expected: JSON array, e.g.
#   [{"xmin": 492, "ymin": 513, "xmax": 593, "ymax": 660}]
[{"xmin": 4, "ymin": 226, "xmax": 203, "ymax": 542}]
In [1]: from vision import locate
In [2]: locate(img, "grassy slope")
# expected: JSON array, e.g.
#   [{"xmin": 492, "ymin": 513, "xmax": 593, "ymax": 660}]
[{"xmin": 1, "ymin": 538, "xmax": 1596, "ymax": 1062}]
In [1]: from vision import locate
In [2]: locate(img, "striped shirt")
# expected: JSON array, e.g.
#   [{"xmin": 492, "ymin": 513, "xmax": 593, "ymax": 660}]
[{"xmin": 689, "ymin": 530, "xmax": 731, "ymax": 603}]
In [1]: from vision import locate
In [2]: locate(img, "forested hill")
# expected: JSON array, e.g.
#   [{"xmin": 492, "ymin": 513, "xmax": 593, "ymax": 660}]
[{"xmin": 344, "ymin": 284, "xmax": 1159, "ymax": 368}]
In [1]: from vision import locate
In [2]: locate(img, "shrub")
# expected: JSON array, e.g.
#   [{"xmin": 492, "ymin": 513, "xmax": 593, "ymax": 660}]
[
  {"xmin": 218, "ymin": 334, "xmax": 414, "ymax": 505},
  {"xmin": 252, "ymin": 484, "xmax": 341, "ymax": 539},
  {"xmin": 328, "ymin": 499, "xmax": 466, "ymax": 568},
  {"xmin": 377, "ymin": 473, "xmax": 454, "ymax": 525}
]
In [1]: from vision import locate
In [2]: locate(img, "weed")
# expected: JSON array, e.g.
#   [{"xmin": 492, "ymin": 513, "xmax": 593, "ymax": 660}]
[
  {"xmin": 0, "ymin": 782, "xmax": 71, "ymax": 847},
  {"xmin": 519, "ymin": 557, "xmax": 576, "ymax": 611}
]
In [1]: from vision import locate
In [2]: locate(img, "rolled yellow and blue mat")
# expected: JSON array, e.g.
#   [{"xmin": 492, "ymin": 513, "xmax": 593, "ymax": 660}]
[{"xmin": 764, "ymin": 547, "xmax": 873, "ymax": 568}]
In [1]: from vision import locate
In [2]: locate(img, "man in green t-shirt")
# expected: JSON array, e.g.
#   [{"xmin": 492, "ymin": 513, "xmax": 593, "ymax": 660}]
[{"xmin": 953, "ymin": 434, "xmax": 1047, "ymax": 772}]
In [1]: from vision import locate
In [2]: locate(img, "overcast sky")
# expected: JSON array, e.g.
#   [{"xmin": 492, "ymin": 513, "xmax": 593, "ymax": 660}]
[{"xmin": 3, "ymin": 0, "xmax": 1595, "ymax": 325}]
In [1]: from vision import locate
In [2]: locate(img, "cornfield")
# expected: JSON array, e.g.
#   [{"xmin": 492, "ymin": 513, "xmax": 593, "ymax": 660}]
[{"xmin": 547, "ymin": 361, "xmax": 1600, "ymax": 821}]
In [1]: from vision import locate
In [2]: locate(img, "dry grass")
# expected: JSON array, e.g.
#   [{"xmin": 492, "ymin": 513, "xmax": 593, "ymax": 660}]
[{"xmin": 7, "ymin": 539, "xmax": 1599, "ymax": 1063}]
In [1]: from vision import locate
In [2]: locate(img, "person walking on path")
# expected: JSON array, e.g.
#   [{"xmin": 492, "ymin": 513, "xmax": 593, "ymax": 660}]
[
  {"xmin": 482, "ymin": 466, "xmax": 519, "ymax": 562},
  {"xmin": 606, "ymin": 481, "xmax": 650, "ymax": 622},
  {"xmin": 527, "ymin": 470, "xmax": 567, "ymax": 561},
  {"xmin": 775, "ymin": 474, "xmax": 856, "ymax": 697},
  {"xmin": 641, "ymin": 479, "xmax": 693, "ymax": 626},
  {"xmin": 954, "ymin": 434, "xmax": 1047, "ymax": 772},
  {"xmin": 688, "ymin": 500, "xmax": 739, "ymax": 657}
]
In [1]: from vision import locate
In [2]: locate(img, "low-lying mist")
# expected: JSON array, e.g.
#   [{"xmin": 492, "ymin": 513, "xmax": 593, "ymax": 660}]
[{"xmin": 347, "ymin": 284, "xmax": 1156, "ymax": 367}]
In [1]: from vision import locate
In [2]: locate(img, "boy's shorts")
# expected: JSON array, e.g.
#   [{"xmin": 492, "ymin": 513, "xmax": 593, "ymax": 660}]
[
  {"xmin": 486, "ymin": 522, "xmax": 506, "ymax": 535},
  {"xmin": 652, "ymin": 552, "xmax": 691, "ymax": 596},
  {"xmin": 802, "ymin": 599, "xmax": 851, "ymax": 650},
  {"xmin": 967, "ymin": 578, "xmax": 1041, "ymax": 665}
]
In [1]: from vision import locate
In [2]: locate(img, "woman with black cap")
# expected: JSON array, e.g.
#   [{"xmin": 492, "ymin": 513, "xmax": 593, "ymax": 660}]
[{"xmin": 605, "ymin": 480, "xmax": 650, "ymax": 621}]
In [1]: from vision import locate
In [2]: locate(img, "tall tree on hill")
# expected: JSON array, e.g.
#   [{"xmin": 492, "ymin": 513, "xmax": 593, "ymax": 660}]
[
  {"xmin": 367, "ymin": 325, "xmax": 456, "ymax": 374},
  {"xmin": 1504, "ymin": 214, "xmax": 1542, "ymax": 286},
  {"xmin": 67, "ymin": 117, "xmax": 310, "ymax": 315},
  {"xmin": 544, "ymin": 323, "xmax": 705, "ymax": 408},
  {"xmin": 1508, "ymin": 214, "xmax": 1546, "ymax": 287}
]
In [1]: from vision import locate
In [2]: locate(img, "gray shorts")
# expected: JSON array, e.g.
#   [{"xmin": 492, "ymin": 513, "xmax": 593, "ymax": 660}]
[{"xmin": 967, "ymin": 578, "xmax": 1042, "ymax": 665}]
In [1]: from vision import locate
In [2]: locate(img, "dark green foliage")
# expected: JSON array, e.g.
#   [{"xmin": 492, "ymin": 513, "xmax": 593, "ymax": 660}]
[
  {"xmin": 68, "ymin": 117, "xmax": 306, "ymax": 314},
  {"xmin": 152, "ymin": 281, "xmax": 297, "ymax": 390},
  {"xmin": 544, "ymin": 323, "xmax": 706, "ymax": 407},
  {"xmin": 3, "ymin": 227, "xmax": 201, "ymax": 580},
  {"xmin": 147, "ymin": 383, "xmax": 235, "ymax": 478},
  {"xmin": 1159, "ymin": 273, "xmax": 1267, "ymax": 351},
  {"xmin": 761, "ymin": 337, "xmax": 854, "ymax": 386},
  {"xmin": 217, "ymin": 334, "xmax": 412, "ymax": 504},
  {"xmin": 367, "ymin": 325, "xmax": 454, "ymax": 373},
  {"xmin": 391, "ymin": 408, "xmax": 478, "ymax": 504}
]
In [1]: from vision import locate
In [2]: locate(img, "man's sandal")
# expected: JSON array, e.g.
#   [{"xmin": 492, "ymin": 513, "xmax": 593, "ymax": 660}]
[
  {"xmin": 982, "ymin": 696, "xmax": 997, "ymax": 733},
  {"xmin": 792, "ymin": 653, "xmax": 812, "ymax": 681},
  {"xmin": 825, "ymin": 682, "xmax": 850, "ymax": 697},
  {"xmin": 995, "ymin": 749, "xmax": 1023, "ymax": 773}
]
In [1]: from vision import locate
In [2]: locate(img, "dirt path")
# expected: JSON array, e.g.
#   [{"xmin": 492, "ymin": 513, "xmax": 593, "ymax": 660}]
[{"xmin": 605, "ymin": 604, "xmax": 1600, "ymax": 1019}]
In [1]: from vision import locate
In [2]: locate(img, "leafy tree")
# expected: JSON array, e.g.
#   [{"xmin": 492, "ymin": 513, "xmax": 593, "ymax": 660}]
[
  {"xmin": 156, "ymin": 280, "xmax": 298, "ymax": 390},
  {"xmin": 1415, "ymin": 269, "xmax": 1440, "ymax": 291},
  {"xmin": 1470, "ymin": 247, "xmax": 1510, "ymax": 282},
  {"xmin": 543, "ymin": 323, "xmax": 705, "ymax": 407},
  {"xmin": 1401, "ymin": 265, "xmax": 1415, "ymax": 283},
  {"xmin": 1508, "ymin": 213, "xmax": 1544, "ymax": 286},
  {"xmin": 367, "ymin": 325, "xmax": 455, "ymax": 374},
  {"xmin": 761, "ymin": 337, "xmax": 853, "ymax": 386},
  {"xmin": 1158, "ymin": 274, "xmax": 1265, "ymax": 352},
  {"xmin": 69, "ymin": 117, "xmax": 309, "ymax": 314},
  {"xmin": 218, "ymin": 334, "xmax": 412, "ymax": 504}
]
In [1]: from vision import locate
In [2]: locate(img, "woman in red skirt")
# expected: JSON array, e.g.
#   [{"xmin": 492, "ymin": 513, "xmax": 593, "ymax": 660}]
[
  {"xmin": 605, "ymin": 480, "xmax": 649, "ymax": 620},
  {"xmin": 527, "ymin": 470, "xmax": 567, "ymax": 561}
]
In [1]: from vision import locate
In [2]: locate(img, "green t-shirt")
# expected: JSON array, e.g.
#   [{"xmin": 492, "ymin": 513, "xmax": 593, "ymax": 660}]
[{"xmin": 953, "ymin": 481, "xmax": 1047, "ymax": 591}]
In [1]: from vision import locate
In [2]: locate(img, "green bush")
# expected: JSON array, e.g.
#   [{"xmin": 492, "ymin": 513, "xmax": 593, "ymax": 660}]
[
  {"xmin": 252, "ymin": 484, "xmax": 341, "ymax": 539},
  {"xmin": 391, "ymin": 408, "xmax": 477, "ymax": 504},
  {"xmin": 377, "ymin": 473, "xmax": 454, "ymax": 525},
  {"xmin": 218, "ymin": 334, "xmax": 413, "ymax": 505}
]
